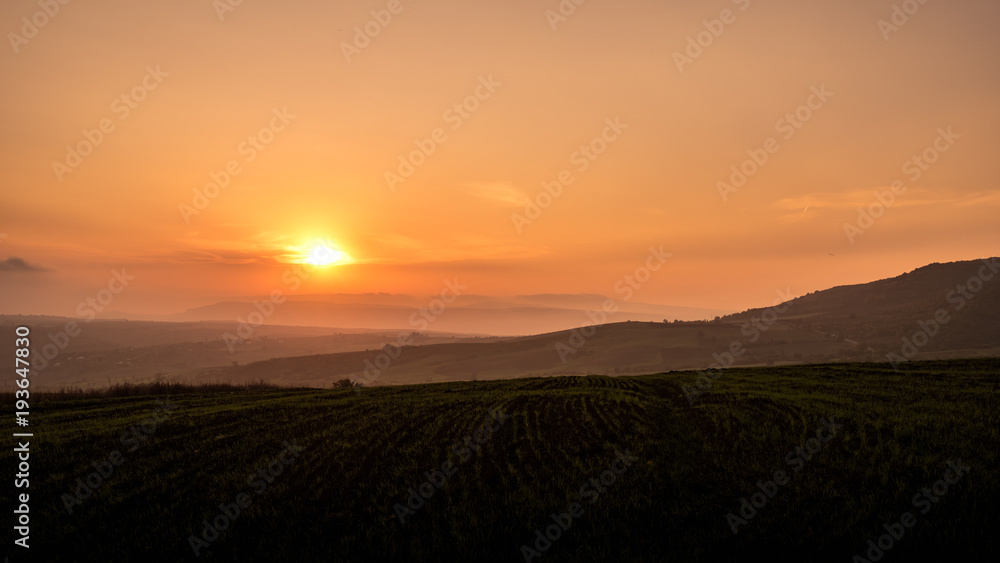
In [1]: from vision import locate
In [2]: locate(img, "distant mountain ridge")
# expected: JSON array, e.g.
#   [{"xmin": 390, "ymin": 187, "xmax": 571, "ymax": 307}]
[{"xmin": 116, "ymin": 294, "xmax": 731, "ymax": 336}]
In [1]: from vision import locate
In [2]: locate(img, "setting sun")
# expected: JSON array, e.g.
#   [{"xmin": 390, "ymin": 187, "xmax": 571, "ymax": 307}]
[{"xmin": 302, "ymin": 242, "xmax": 349, "ymax": 266}]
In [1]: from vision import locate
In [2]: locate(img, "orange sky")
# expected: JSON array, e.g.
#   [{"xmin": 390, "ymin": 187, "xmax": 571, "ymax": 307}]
[{"xmin": 1, "ymin": 0, "xmax": 998, "ymax": 318}]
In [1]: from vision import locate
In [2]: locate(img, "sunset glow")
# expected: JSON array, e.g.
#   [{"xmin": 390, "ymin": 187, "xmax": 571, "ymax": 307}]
[
  {"xmin": 0, "ymin": 0, "xmax": 996, "ymax": 322},
  {"xmin": 301, "ymin": 242, "xmax": 350, "ymax": 267}
]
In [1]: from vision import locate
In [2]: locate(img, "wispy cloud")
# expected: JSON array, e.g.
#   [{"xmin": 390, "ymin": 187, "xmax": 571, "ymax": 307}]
[
  {"xmin": 168, "ymin": 250, "xmax": 266, "ymax": 265},
  {"xmin": 465, "ymin": 182, "xmax": 529, "ymax": 207},
  {"xmin": 772, "ymin": 188, "xmax": 1000, "ymax": 222},
  {"xmin": 366, "ymin": 233, "xmax": 550, "ymax": 264},
  {"xmin": 951, "ymin": 191, "xmax": 1000, "ymax": 207},
  {"xmin": 165, "ymin": 229, "xmax": 304, "ymax": 265}
]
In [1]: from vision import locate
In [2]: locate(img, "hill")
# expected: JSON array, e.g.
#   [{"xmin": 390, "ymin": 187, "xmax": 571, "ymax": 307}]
[
  {"xmin": 121, "ymin": 293, "xmax": 731, "ymax": 336},
  {"xmin": 170, "ymin": 258, "xmax": 1000, "ymax": 388},
  {"xmin": 0, "ymin": 317, "xmax": 501, "ymax": 390},
  {"xmin": 12, "ymin": 258, "xmax": 999, "ymax": 390},
  {"xmin": 725, "ymin": 257, "xmax": 1000, "ymax": 352}
]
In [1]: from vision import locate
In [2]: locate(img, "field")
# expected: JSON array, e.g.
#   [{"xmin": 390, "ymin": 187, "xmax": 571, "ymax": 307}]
[{"xmin": 6, "ymin": 358, "xmax": 999, "ymax": 562}]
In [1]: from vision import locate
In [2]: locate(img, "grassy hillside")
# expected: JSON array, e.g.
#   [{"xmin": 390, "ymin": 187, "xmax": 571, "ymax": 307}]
[
  {"xmin": 726, "ymin": 257, "xmax": 1000, "ymax": 352},
  {"xmin": 173, "ymin": 321, "xmax": 855, "ymax": 388},
  {"xmin": 5, "ymin": 359, "xmax": 998, "ymax": 561}
]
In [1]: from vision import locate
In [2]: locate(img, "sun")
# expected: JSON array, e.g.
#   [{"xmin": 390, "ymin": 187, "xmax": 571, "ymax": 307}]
[{"xmin": 300, "ymin": 241, "xmax": 350, "ymax": 266}]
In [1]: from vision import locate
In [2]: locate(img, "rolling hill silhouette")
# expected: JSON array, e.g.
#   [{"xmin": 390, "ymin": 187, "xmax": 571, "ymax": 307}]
[
  {"xmin": 725, "ymin": 256, "xmax": 1000, "ymax": 352},
  {"xmin": 167, "ymin": 257, "xmax": 999, "ymax": 387}
]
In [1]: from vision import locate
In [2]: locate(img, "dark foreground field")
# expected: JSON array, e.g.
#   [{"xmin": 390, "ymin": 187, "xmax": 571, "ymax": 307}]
[{"xmin": 5, "ymin": 359, "xmax": 999, "ymax": 562}]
